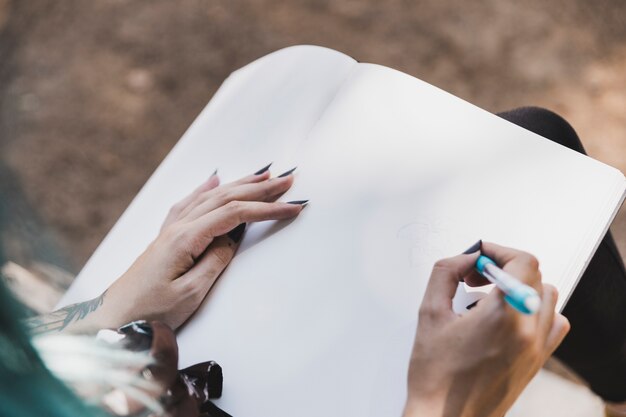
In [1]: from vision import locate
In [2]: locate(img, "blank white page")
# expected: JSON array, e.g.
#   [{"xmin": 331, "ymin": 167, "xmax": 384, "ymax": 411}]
[
  {"xmin": 59, "ymin": 45, "xmax": 357, "ymax": 303},
  {"xmin": 59, "ymin": 46, "xmax": 625, "ymax": 417},
  {"xmin": 300, "ymin": 63, "xmax": 626, "ymax": 314}
]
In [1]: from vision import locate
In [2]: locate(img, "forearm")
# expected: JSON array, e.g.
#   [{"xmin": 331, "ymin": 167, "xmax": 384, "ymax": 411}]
[{"xmin": 23, "ymin": 291, "xmax": 108, "ymax": 334}]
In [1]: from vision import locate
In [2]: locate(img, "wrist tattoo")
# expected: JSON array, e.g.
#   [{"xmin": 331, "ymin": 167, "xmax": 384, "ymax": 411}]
[{"xmin": 24, "ymin": 291, "xmax": 107, "ymax": 334}]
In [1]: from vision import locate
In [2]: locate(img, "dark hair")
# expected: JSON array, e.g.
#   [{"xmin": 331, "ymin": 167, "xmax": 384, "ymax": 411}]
[{"xmin": 0, "ymin": 245, "xmax": 102, "ymax": 416}]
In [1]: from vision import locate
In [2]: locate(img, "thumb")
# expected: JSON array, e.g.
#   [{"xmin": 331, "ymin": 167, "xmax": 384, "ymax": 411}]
[{"xmin": 420, "ymin": 252, "xmax": 480, "ymax": 323}]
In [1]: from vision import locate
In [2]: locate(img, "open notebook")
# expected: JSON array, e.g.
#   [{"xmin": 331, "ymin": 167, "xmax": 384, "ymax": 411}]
[{"xmin": 60, "ymin": 45, "xmax": 626, "ymax": 416}]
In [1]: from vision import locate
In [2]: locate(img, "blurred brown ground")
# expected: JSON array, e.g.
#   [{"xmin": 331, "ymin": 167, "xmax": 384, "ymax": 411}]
[
  {"xmin": 0, "ymin": 0, "xmax": 624, "ymax": 270},
  {"xmin": 0, "ymin": 1, "xmax": 624, "ymax": 414}
]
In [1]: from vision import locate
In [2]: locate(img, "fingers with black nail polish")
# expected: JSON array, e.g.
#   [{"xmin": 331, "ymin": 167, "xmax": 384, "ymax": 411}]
[
  {"xmin": 278, "ymin": 167, "xmax": 297, "ymax": 178},
  {"xmin": 463, "ymin": 240, "xmax": 482, "ymax": 254},
  {"xmin": 254, "ymin": 163, "xmax": 272, "ymax": 175},
  {"xmin": 287, "ymin": 200, "xmax": 309, "ymax": 207}
]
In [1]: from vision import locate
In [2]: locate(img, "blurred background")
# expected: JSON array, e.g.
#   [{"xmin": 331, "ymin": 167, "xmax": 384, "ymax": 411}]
[
  {"xmin": 1, "ymin": 0, "xmax": 625, "ymax": 271},
  {"xmin": 0, "ymin": 1, "xmax": 624, "ymax": 413}
]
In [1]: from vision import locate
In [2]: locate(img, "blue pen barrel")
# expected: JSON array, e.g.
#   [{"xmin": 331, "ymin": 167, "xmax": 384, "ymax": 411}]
[{"xmin": 475, "ymin": 255, "xmax": 541, "ymax": 315}]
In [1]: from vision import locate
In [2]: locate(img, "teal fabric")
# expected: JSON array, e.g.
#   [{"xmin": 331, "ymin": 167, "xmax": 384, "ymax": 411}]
[{"xmin": 0, "ymin": 247, "xmax": 103, "ymax": 416}]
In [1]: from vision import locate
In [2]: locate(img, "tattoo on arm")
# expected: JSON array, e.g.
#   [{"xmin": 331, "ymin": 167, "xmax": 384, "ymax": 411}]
[{"xmin": 24, "ymin": 291, "xmax": 107, "ymax": 334}]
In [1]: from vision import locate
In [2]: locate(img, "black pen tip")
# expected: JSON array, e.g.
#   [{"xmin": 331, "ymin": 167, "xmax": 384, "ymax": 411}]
[{"xmin": 211, "ymin": 169, "xmax": 218, "ymax": 177}]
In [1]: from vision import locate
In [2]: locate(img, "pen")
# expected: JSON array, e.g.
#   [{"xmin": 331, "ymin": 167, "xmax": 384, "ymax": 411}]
[{"xmin": 475, "ymin": 255, "xmax": 541, "ymax": 314}]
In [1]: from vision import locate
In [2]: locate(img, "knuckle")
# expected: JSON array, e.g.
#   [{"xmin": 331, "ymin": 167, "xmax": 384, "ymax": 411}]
[
  {"xmin": 189, "ymin": 286, "xmax": 207, "ymax": 304},
  {"xmin": 225, "ymin": 200, "xmax": 242, "ymax": 212},
  {"xmin": 168, "ymin": 228, "xmax": 199, "ymax": 257},
  {"xmin": 174, "ymin": 226, "xmax": 192, "ymax": 243},
  {"xmin": 263, "ymin": 185, "xmax": 275, "ymax": 199},
  {"xmin": 433, "ymin": 259, "xmax": 452, "ymax": 272},
  {"xmin": 162, "ymin": 224, "xmax": 186, "ymax": 244},
  {"xmin": 213, "ymin": 188, "xmax": 230, "ymax": 204},
  {"xmin": 212, "ymin": 245, "xmax": 234, "ymax": 266},
  {"xmin": 177, "ymin": 278, "xmax": 199, "ymax": 297},
  {"xmin": 431, "ymin": 259, "xmax": 459, "ymax": 279},
  {"xmin": 203, "ymin": 266, "xmax": 221, "ymax": 280},
  {"xmin": 418, "ymin": 303, "xmax": 442, "ymax": 322},
  {"xmin": 225, "ymin": 201, "xmax": 246, "ymax": 223},
  {"xmin": 192, "ymin": 291, "xmax": 206, "ymax": 305},
  {"xmin": 522, "ymin": 253, "xmax": 540, "ymax": 270}
]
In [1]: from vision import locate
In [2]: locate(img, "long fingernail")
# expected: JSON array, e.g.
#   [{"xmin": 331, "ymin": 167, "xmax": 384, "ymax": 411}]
[
  {"xmin": 287, "ymin": 200, "xmax": 309, "ymax": 207},
  {"xmin": 463, "ymin": 240, "xmax": 482, "ymax": 254},
  {"xmin": 278, "ymin": 167, "xmax": 297, "ymax": 178},
  {"xmin": 254, "ymin": 163, "xmax": 272, "ymax": 175},
  {"xmin": 227, "ymin": 223, "xmax": 246, "ymax": 243}
]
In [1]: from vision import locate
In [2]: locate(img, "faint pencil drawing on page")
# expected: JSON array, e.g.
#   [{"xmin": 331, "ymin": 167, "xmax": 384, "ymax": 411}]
[{"xmin": 397, "ymin": 220, "xmax": 452, "ymax": 269}]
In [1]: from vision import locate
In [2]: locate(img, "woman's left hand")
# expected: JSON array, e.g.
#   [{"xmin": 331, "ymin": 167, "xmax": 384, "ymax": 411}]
[
  {"xmin": 101, "ymin": 168, "xmax": 304, "ymax": 330},
  {"xmin": 35, "ymin": 167, "xmax": 305, "ymax": 334}
]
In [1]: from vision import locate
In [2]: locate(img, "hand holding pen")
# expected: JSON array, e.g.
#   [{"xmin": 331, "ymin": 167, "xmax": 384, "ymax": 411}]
[
  {"xmin": 465, "ymin": 240, "xmax": 541, "ymax": 314},
  {"xmin": 404, "ymin": 241, "xmax": 570, "ymax": 417}
]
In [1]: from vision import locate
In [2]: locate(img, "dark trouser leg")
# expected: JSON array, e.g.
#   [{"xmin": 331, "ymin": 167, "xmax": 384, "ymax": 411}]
[{"xmin": 498, "ymin": 107, "xmax": 626, "ymax": 402}]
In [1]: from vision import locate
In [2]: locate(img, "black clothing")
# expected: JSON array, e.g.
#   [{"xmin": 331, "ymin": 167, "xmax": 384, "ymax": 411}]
[{"xmin": 499, "ymin": 107, "xmax": 626, "ymax": 402}]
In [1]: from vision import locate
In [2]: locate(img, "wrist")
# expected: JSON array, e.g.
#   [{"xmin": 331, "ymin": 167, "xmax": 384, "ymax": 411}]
[
  {"xmin": 90, "ymin": 286, "xmax": 138, "ymax": 330},
  {"xmin": 62, "ymin": 284, "xmax": 138, "ymax": 334}
]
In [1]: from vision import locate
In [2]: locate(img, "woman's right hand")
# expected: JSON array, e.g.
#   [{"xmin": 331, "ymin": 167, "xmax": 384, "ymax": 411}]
[{"xmin": 404, "ymin": 242, "xmax": 570, "ymax": 417}]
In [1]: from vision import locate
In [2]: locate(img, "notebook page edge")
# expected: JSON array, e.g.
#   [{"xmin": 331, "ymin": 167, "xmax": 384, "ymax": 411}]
[{"xmin": 557, "ymin": 171, "xmax": 626, "ymax": 312}]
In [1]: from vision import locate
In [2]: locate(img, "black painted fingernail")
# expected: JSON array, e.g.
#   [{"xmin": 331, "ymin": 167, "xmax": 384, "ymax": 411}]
[
  {"xmin": 211, "ymin": 169, "xmax": 218, "ymax": 177},
  {"xmin": 466, "ymin": 300, "xmax": 480, "ymax": 310},
  {"xmin": 254, "ymin": 163, "xmax": 272, "ymax": 175},
  {"xmin": 287, "ymin": 200, "xmax": 309, "ymax": 207},
  {"xmin": 227, "ymin": 223, "xmax": 246, "ymax": 243},
  {"xmin": 463, "ymin": 240, "xmax": 482, "ymax": 254},
  {"xmin": 278, "ymin": 167, "xmax": 297, "ymax": 178}
]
